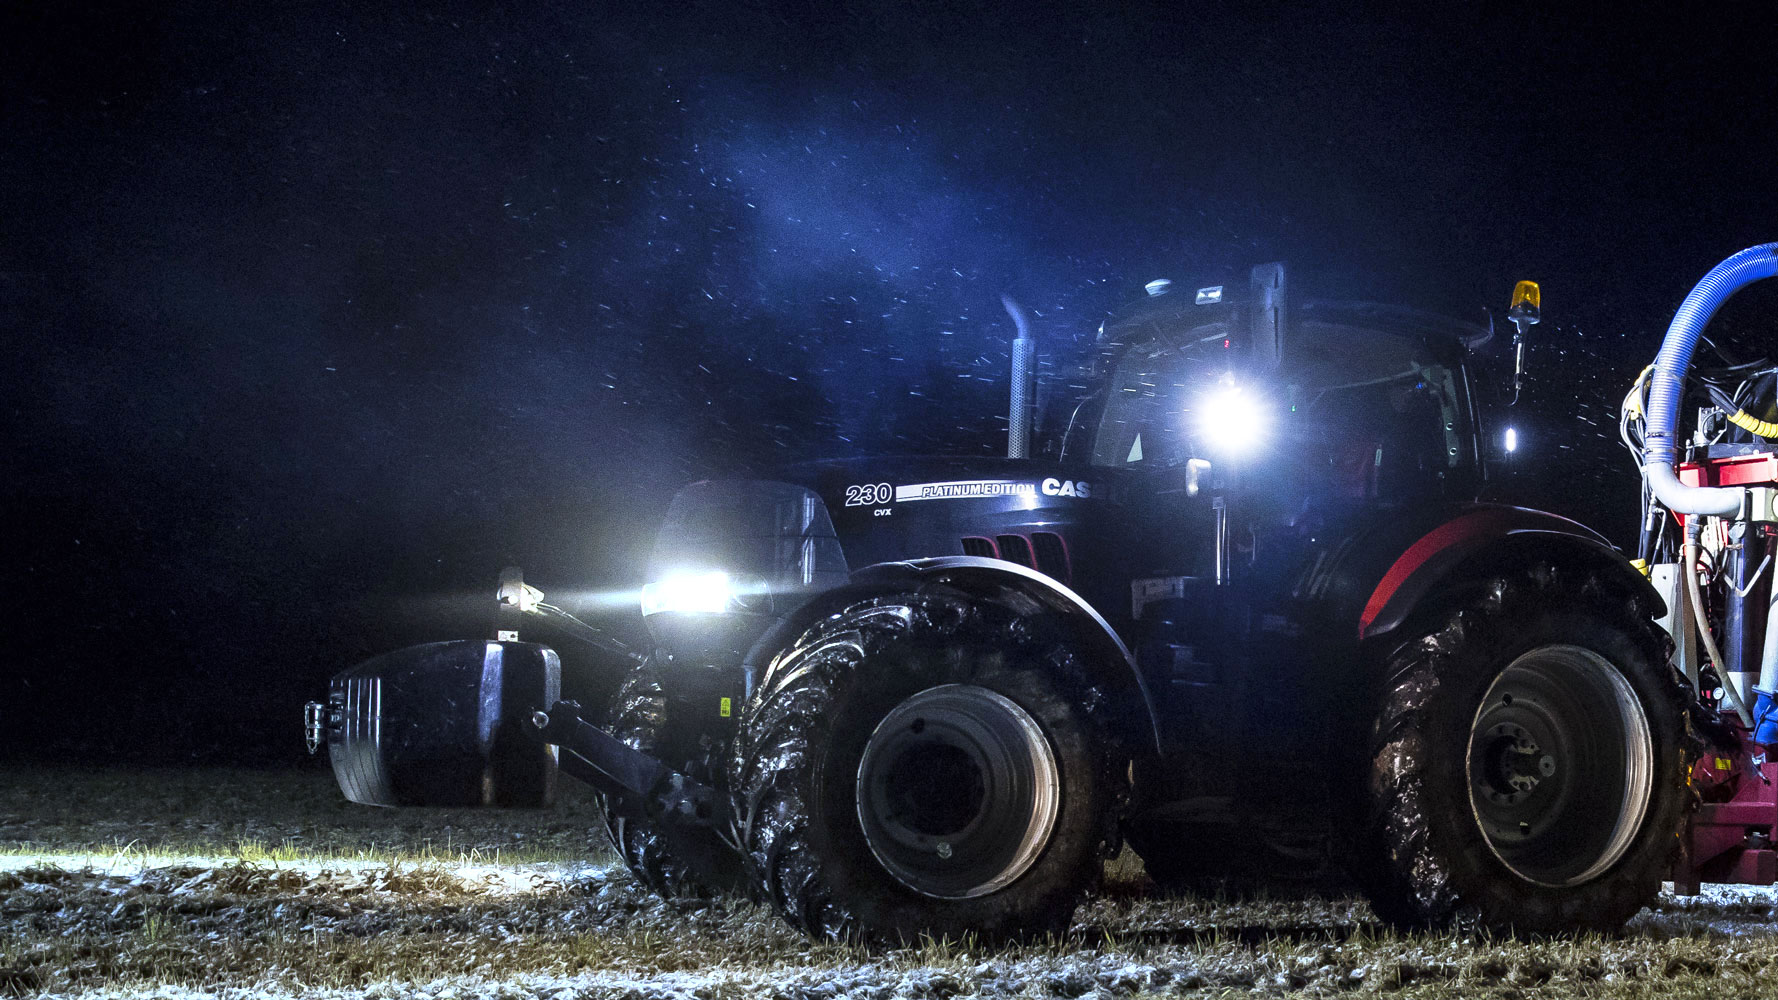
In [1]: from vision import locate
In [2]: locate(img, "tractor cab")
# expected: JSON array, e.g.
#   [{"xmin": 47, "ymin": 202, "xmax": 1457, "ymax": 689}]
[{"xmin": 1046, "ymin": 268, "xmax": 1506, "ymax": 781}]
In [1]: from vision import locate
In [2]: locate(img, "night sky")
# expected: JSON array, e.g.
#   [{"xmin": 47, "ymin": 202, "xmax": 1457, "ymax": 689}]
[{"xmin": 7, "ymin": 3, "xmax": 1778, "ymax": 762}]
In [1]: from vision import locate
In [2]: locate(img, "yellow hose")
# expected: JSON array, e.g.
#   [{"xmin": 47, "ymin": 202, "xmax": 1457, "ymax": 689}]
[
  {"xmin": 1623, "ymin": 365, "xmax": 1653, "ymax": 418},
  {"xmin": 1727, "ymin": 409, "xmax": 1778, "ymax": 439}
]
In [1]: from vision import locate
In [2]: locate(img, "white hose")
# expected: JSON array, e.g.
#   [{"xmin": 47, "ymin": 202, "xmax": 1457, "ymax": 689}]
[{"xmin": 1686, "ymin": 536, "xmax": 1755, "ymax": 726}]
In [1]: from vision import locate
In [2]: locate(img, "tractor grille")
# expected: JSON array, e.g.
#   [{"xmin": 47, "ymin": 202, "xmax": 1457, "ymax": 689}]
[
  {"xmin": 1030, "ymin": 531, "xmax": 1070, "ymax": 583},
  {"xmin": 995, "ymin": 534, "xmax": 1034, "ymax": 568},
  {"xmin": 959, "ymin": 533, "xmax": 1072, "ymax": 585},
  {"xmin": 960, "ymin": 536, "xmax": 998, "ymax": 559}
]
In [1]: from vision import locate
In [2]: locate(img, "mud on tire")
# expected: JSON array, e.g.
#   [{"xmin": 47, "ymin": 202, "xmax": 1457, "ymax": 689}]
[
  {"xmin": 1353, "ymin": 561, "xmax": 1689, "ymax": 932},
  {"xmin": 597, "ymin": 656, "xmax": 744, "ymax": 901},
  {"xmin": 729, "ymin": 588, "xmax": 1123, "ymax": 942}
]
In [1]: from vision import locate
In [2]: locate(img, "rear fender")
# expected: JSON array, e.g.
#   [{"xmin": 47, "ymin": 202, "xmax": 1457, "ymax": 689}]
[
  {"xmin": 742, "ymin": 556, "xmax": 1162, "ymax": 753},
  {"xmin": 1357, "ymin": 506, "xmax": 1662, "ymax": 642}
]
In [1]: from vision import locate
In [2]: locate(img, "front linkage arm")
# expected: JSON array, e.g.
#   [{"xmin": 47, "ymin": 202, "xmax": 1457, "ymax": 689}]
[
  {"xmin": 529, "ymin": 699, "xmax": 728, "ymax": 834},
  {"xmin": 500, "ymin": 565, "xmax": 722, "ymax": 832}
]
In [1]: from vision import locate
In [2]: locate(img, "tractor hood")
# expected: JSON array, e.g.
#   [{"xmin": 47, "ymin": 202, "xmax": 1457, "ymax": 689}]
[
  {"xmin": 779, "ymin": 455, "xmax": 1111, "ymax": 589},
  {"xmin": 640, "ymin": 455, "xmax": 1118, "ymax": 665}
]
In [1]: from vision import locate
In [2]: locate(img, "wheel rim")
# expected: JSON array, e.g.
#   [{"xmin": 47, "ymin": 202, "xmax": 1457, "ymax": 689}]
[
  {"xmin": 1465, "ymin": 644, "xmax": 1654, "ymax": 887},
  {"xmin": 855, "ymin": 683, "xmax": 1061, "ymax": 899}
]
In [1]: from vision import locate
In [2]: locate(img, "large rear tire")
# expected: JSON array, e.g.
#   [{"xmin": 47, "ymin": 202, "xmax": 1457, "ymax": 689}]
[
  {"xmin": 597, "ymin": 656, "xmax": 744, "ymax": 901},
  {"xmin": 1354, "ymin": 562, "xmax": 1688, "ymax": 932},
  {"xmin": 729, "ymin": 590, "xmax": 1122, "ymax": 942}
]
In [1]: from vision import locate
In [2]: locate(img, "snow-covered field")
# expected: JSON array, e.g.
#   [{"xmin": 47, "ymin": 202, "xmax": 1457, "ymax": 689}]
[{"xmin": 5, "ymin": 767, "xmax": 1778, "ymax": 998}]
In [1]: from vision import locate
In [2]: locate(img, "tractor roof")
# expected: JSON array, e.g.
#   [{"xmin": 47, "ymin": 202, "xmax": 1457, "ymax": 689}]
[{"xmin": 1092, "ymin": 273, "xmax": 1493, "ymax": 380}]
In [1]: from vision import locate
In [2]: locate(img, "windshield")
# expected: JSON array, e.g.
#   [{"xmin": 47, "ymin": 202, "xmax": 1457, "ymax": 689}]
[
  {"xmin": 1085, "ymin": 324, "xmax": 1472, "ymax": 501},
  {"xmin": 1087, "ymin": 336, "xmax": 1230, "ymax": 467}
]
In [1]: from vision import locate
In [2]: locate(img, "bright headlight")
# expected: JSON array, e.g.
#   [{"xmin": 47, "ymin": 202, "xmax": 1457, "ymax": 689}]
[
  {"xmin": 641, "ymin": 571, "xmax": 737, "ymax": 616},
  {"xmin": 1197, "ymin": 383, "xmax": 1268, "ymax": 453}
]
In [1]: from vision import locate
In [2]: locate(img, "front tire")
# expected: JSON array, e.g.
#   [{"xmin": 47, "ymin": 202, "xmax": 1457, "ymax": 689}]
[
  {"xmin": 730, "ymin": 590, "xmax": 1120, "ymax": 941},
  {"xmin": 1354, "ymin": 563, "xmax": 1688, "ymax": 932},
  {"xmin": 597, "ymin": 657, "xmax": 745, "ymax": 901}
]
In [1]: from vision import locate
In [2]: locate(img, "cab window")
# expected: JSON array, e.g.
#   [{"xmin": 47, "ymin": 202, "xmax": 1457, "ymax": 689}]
[{"xmin": 1086, "ymin": 327, "xmax": 1470, "ymax": 502}]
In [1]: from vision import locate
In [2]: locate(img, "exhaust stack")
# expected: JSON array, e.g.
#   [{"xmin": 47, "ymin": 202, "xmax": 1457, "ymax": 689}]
[{"xmin": 1003, "ymin": 293, "xmax": 1035, "ymax": 459}]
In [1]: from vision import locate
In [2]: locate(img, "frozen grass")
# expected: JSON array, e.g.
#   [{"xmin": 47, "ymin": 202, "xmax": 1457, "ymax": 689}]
[
  {"xmin": 4, "ymin": 767, "xmax": 1778, "ymax": 998},
  {"xmin": 0, "ymin": 765, "xmax": 611, "ymax": 867}
]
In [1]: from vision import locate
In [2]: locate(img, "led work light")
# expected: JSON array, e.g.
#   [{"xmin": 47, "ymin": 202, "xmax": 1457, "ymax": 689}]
[
  {"xmin": 1196, "ymin": 381, "xmax": 1268, "ymax": 453},
  {"xmin": 640, "ymin": 570, "xmax": 742, "ymax": 616}
]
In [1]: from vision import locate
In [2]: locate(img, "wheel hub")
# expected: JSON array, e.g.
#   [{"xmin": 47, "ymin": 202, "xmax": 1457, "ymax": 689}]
[
  {"xmin": 1477, "ymin": 721, "xmax": 1557, "ymax": 803},
  {"xmin": 1466, "ymin": 645, "xmax": 1653, "ymax": 887},
  {"xmin": 856, "ymin": 684, "xmax": 1060, "ymax": 899}
]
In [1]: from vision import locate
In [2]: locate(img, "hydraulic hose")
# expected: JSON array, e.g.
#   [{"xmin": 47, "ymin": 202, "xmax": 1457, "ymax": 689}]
[
  {"xmin": 1642, "ymin": 243, "xmax": 1778, "ymax": 515},
  {"xmin": 1727, "ymin": 409, "xmax": 1778, "ymax": 440}
]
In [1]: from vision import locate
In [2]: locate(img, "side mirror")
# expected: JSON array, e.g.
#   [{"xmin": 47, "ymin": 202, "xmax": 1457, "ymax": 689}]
[{"xmin": 1249, "ymin": 262, "xmax": 1287, "ymax": 371}]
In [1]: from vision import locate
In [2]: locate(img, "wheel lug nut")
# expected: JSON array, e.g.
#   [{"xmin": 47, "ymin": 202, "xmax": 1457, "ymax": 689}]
[{"xmin": 936, "ymin": 842, "xmax": 953, "ymax": 860}]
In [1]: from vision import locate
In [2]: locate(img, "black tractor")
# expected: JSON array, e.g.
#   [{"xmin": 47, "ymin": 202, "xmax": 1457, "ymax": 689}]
[{"xmin": 309, "ymin": 263, "xmax": 1688, "ymax": 939}]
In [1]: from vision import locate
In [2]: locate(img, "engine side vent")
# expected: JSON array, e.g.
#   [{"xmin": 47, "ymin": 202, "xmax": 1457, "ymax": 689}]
[
  {"xmin": 960, "ymin": 536, "xmax": 998, "ymax": 559},
  {"xmin": 995, "ymin": 534, "xmax": 1034, "ymax": 568},
  {"xmin": 1030, "ymin": 531, "xmax": 1071, "ymax": 584}
]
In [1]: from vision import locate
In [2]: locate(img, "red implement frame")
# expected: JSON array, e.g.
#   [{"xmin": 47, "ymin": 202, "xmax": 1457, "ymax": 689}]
[
  {"xmin": 1672, "ymin": 455, "xmax": 1778, "ymax": 892},
  {"xmin": 1677, "ymin": 752, "xmax": 1778, "ymax": 892}
]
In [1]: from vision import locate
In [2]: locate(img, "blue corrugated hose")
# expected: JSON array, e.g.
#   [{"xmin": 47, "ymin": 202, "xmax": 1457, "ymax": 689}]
[{"xmin": 1642, "ymin": 244, "xmax": 1778, "ymax": 515}]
